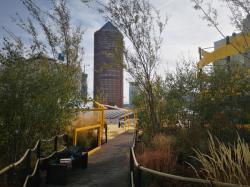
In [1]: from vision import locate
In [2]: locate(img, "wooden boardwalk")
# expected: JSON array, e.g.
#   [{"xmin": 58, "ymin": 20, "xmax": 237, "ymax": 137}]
[{"xmin": 45, "ymin": 131, "xmax": 133, "ymax": 187}]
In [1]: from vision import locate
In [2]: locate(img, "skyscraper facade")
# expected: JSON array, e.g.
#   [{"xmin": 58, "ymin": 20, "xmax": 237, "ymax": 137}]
[
  {"xmin": 94, "ymin": 22, "xmax": 124, "ymax": 107},
  {"xmin": 81, "ymin": 73, "xmax": 88, "ymax": 100}
]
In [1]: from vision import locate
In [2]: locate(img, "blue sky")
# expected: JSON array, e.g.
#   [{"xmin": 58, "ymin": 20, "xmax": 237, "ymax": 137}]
[{"xmin": 0, "ymin": 0, "xmax": 234, "ymax": 104}]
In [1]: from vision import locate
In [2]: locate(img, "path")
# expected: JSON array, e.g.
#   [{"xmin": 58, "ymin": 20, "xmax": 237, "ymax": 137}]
[{"xmin": 46, "ymin": 130, "xmax": 133, "ymax": 187}]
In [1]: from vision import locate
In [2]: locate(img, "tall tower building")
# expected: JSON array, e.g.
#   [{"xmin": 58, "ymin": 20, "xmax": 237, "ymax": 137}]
[{"xmin": 94, "ymin": 22, "xmax": 124, "ymax": 107}]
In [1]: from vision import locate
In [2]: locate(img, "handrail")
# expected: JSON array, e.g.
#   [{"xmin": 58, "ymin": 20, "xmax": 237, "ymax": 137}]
[
  {"xmin": 31, "ymin": 140, "xmax": 40, "ymax": 152},
  {"xmin": 0, "ymin": 134, "xmax": 65, "ymax": 175},
  {"xmin": 76, "ymin": 108, "xmax": 106, "ymax": 112},
  {"xmin": 22, "ymin": 159, "xmax": 40, "ymax": 187},
  {"xmin": 40, "ymin": 147, "xmax": 66, "ymax": 161},
  {"xmin": 74, "ymin": 124, "xmax": 101, "ymax": 132},
  {"xmin": 40, "ymin": 136, "xmax": 56, "ymax": 142},
  {"xmin": 130, "ymin": 129, "xmax": 250, "ymax": 187},
  {"xmin": 139, "ymin": 166, "xmax": 250, "ymax": 187},
  {"xmin": 131, "ymin": 147, "xmax": 139, "ymax": 167},
  {"xmin": 0, "ymin": 149, "xmax": 30, "ymax": 175}
]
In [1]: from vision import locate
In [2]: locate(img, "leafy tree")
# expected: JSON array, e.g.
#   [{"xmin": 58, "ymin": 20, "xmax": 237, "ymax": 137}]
[
  {"xmin": 164, "ymin": 59, "xmax": 198, "ymax": 126},
  {"xmin": 0, "ymin": 0, "xmax": 84, "ymax": 166},
  {"xmin": 98, "ymin": 0, "xmax": 167, "ymax": 133}
]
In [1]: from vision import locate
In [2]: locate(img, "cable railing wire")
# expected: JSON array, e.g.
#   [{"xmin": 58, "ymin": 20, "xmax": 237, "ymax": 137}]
[
  {"xmin": 0, "ymin": 133, "xmax": 67, "ymax": 187},
  {"xmin": 130, "ymin": 128, "xmax": 250, "ymax": 187}
]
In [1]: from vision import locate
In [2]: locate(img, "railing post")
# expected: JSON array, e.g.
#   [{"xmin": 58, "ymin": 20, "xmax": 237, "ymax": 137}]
[
  {"xmin": 105, "ymin": 123, "xmax": 108, "ymax": 143},
  {"xmin": 26, "ymin": 149, "xmax": 31, "ymax": 176},
  {"xmin": 37, "ymin": 140, "xmax": 41, "ymax": 159},
  {"xmin": 130, "ymin": 148, "xmax": 133, "ymax": 172},
  {"xmin": 63, "ymin": 134, "xmax": 68, "ymax": 147},
  {"xmin": 100, "ymin": 109, "xmax": 104, "ymax": 143},
  {"xmin": 130, "ymin": 148, "xmax": 134, "ymax": 187},
  {"xmin": 136, "ymin": 165, "xmax": 141, "ymax": 187},
  {"xmin": 54, "ymin": 136, "xmax": 58, "ymax": 152},
  {"xmin": 97, "ymin": 127, "xmax": 101, "ymax": 147}
]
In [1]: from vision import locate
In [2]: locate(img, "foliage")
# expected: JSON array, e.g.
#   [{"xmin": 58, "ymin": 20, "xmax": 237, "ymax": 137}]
[
  {"xmin": 166, "ymin": 59, "xmax": 250, "ymax": 161},
  {"xmin": 163, "ymin": 59, "xmax": 198, "ymax": 126},
  {"xmin": 12, "ymin": 0, "xmax": 84, "ymax": 66},
  {"xmin": 137, "ymin": 134, "xmax": 177, "ymax": 173},
  {"xmin": 0, "ymin": 45, "xmax": 78, "ymax": 166},
  {"xmin": 191, "ymin": 0, "xmax": 250, "ymax": 33},
  {"xmin": 76, "ymin": 131, "xmax": 98, "ymax": 151},
  {"xmin": 98, "ymin": 0, "xmax": 167, "ymax": 132},
  {"xmin": 194, "ymin": 133, "xmax": 250, "ymax": 185},
  {"xmin": 0, "ymin": 0, "xmax": 84, "ymax": 167},
  {"xmin": 135, "ymin": 57, "xmax": 250, "ymax": 168}
]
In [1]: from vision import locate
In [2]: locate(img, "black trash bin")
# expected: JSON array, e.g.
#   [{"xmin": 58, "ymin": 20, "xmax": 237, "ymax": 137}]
[
  {"xmin": 72, "ymin": 152, "xmax": 88, "ymax": 169},
  {"xmin": 46, "ymin": 163, "xmax": 68, "ymax": 185},
  {"xmin": 58, "ymin": 146, "xmax": 88, "ymax": 169}
]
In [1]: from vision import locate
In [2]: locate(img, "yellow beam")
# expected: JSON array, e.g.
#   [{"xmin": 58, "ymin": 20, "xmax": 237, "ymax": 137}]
[
  {"xmin": 236, "ymin": 124, "xmax": 250, "ymax": 129},
  {"xmin": 73, "ymin": 128, "xmax": 77, "ymax": 146},
  {"xmin": 198, "ymin": 32, "xmax": 250, "ymax": 69},
  {"xmin": 73, "ymin": 124, "xmax": 101, "ymax": 146},
  {"xmin": 75, "ymin": 124, "xmax": 101, "ymax": 133},
  {"xmin": 76, "ymin": 108, "xmax": 106, "ymax": 112},
  {"xmin": 88, "ymin": 146, "xmax": 101, "ymax": 156}
]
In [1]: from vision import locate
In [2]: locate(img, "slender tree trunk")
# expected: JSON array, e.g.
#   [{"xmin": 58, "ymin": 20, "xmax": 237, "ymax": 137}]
[{"xmin": 146, "ymin": 82, "xmax": 159, "ymax": 134}]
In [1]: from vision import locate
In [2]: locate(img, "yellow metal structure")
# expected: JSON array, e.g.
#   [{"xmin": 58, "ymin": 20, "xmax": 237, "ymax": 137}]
[
  {"xmin": 123, "ymin": 109, "xmax": 137, "ymax": 131},
  {"xmin": 72, "ymin": 101, "xmax": 138, "ymax": 155},
  {"xmin": 72, "ymin": 101, "xmax": 106, "ymax": 155},
  {"xmin": 73, "ymin": 124, "xmax": 101, "ymax": 146},
  {"xmin": 197, "ymin": 32, "xmax": 250, "ymax": 73}
]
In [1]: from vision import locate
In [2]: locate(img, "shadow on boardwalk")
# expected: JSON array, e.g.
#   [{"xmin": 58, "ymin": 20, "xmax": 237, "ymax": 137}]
[{"xmin": 45, "ymin": 131, "xmax": 133, "ymax": 187}]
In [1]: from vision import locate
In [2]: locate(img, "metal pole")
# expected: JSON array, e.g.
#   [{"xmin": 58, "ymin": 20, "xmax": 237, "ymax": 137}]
[
  {"xmin": 98, "ymin": 127, "xmax": 101, "ymax": 147},
  {"xmin": 136, "ymin": 165, "xmax": 141, "ymax": 187},
  {"xmin": 100, "ymin": 109, "xmax": 104, "ymax": 143},
  {"xmin": 130, "ymin": 148, "xmax": 133, "ymax": 172},
  {"xmin": 26, "ymin": 149, "xmax": 31, "ymax": 176},
  {"xmin": 105, "ymin": 124, "xmax": 107, "ymax": 143}
]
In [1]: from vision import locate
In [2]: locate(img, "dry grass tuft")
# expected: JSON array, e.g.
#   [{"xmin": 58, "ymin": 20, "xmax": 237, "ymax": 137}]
[
  {"xmin": 137, "ymin": 134, "xmax": 177, "ymax": 173},
  {"xmin": 194, "ymin": 133, "xmax": 250, "ymax": 185}
]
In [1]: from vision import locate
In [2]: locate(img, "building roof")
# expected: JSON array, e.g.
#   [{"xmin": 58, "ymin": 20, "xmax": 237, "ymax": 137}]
[{"xmin": 97, "ymin": 21, "xmax": 120, "ymax": 33}]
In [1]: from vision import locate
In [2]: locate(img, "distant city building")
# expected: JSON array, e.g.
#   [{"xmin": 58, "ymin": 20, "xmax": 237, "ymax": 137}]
[
  {"xmin": 214, "ymin": 15, "xmax": 250, "ymax": 68},
  {"xmin": 129, "ymin": 82, "xmax": 138, "ymax": 106},
  {"xmin": 81, "ymin": 73, "xmax": 88, "ymax": 100},
  {"xmin": 94, "ymin": 22, "xmax": 124, "ymax": 107}
]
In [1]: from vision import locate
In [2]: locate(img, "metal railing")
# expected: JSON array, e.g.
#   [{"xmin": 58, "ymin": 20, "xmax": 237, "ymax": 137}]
[
  {"xmin": 0, "ymin": 134, "xmax": 67, "ymax": 187},
  {"xmin": 73, "ymin": 102, "xmax": 107, "ymax": 156},
  {"xmin": 130, "ymin": 129, "xmax": 250, "ymax": 187},
  {"xmin": 0, "ymin": 101, "xmax": 113, "ymax": 187}
]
